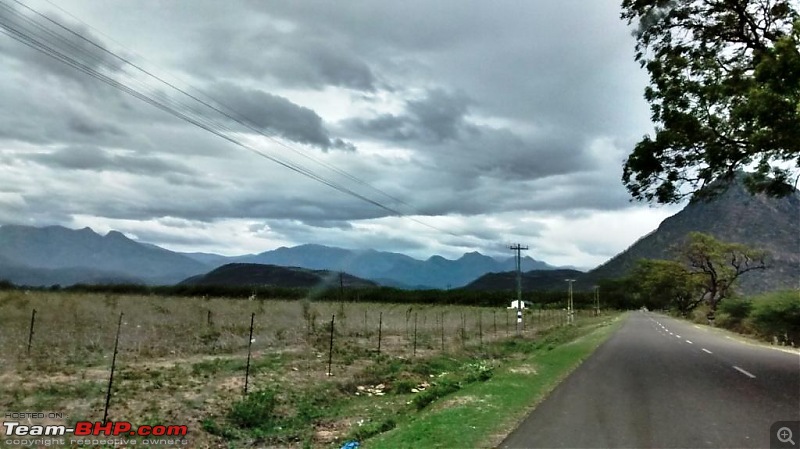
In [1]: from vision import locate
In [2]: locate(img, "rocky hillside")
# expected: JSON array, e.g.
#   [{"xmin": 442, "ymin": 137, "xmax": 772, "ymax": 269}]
[
  {"xmin": 586, "ymin": 176, "xmax": 800, "ymax": 294},
  {"xmin": 180, "ymin": 263, "xmax": 378, "ymax": 289}
]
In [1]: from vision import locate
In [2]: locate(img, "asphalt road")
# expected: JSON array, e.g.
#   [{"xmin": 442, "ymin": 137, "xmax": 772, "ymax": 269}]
[{"xmin": 501, "ymin": 311, "xmax": 800, "ymax": 448}]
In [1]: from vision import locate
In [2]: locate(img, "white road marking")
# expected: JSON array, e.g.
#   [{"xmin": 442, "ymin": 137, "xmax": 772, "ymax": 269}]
[
  {"xmin": 676, "ymin": 335, "xmax": 681, "ymax": 338},
  {"xmin": 669, "ymin": 332, "xmax": 674, "ymax": 335},
  {"xmin": 686, "ymin": 340, "xmax": 693, "ymax": 344},
  {"xmin": 702, "ymin": 348, "xmax": 712, "ymax": 354},
  {"xmin": 733, "ymin": 366, "xmax": 756, "ymax": 379}
]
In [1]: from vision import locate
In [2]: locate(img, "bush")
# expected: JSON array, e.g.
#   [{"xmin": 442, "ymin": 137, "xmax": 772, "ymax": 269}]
[
  {"xmin": 350, "ymin": 418, "xmax": 396, "ymax": 440},
  {"xmin": 412, "ymin": 379, "xmax": 461, "ymax": 410},
  {"xmin": 719, "ymin": 297, "xmax": 753, "ymax": 320},
  {"xmin": 717, "ymin": 297, "xmax": 754, "ymax": 332},
  {"xmin": 750, "ymin": 290, "xmax": 800, "ymax": 346},
  {"xmin": 462, "ymin": 360, "xmax": 493, "ymax": 383},
  {"xmin": 228, "ymin": 389, "xmax": 277, "ymax": 430}
]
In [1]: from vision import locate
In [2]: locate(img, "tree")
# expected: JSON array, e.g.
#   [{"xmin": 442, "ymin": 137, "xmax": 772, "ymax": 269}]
[
  {"xmin": 631, "ymin": 259, "xmax": 704, "ymax": 315},
  {"xmin": 621, "ymin": 0, "xmax": 800, "ymax": 204},
  {"xmin": 677, "ymin": 232, "xmax": 767, "ymax": 313}
]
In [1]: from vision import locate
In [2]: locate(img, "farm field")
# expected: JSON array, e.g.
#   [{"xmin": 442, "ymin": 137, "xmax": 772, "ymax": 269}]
[{"xmin": 0, "ymin": 291, "xmax": 616, "ymax": 448}]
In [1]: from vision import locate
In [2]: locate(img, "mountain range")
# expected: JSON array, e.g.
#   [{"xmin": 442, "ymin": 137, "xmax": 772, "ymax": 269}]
[
  {"xmin": 0, "ymin": 225, "xmax": 562, "ymax": 288},
  {"xmin": 1, "ymin": 175, "xmax": 796, "ymax": 293},
  {"xmin": 224, "ymin": 244, "xmax": 558, "ymax": 289},
  {"xmin": 464, "ymin": 175, "xmax": 799, "ymax": 295}
]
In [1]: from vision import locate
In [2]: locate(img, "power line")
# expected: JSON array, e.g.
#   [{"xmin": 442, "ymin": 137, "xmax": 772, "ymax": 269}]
[
  {"xmin": 0, "ymin": 0, "xmax": 455, "ymax": 236},
  {"xmin": 9, "ymin": 0, "xmax": 413, "ymax": 210}
]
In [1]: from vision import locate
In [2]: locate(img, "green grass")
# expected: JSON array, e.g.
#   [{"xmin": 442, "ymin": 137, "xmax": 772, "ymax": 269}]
[{"xmin": 365, "ymin": 314, "xmax": 624, "ymax": 448}]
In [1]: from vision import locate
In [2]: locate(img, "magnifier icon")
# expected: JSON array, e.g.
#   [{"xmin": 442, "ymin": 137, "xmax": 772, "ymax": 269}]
[{"xmin": 778, "ymin": 427, "xmax": 796, "ymax": 445}]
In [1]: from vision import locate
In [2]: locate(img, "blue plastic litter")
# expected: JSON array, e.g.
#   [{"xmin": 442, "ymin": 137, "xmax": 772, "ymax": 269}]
[{"xmin": 340, "ymin": 441, "xmax": 360, "ymax": 449}]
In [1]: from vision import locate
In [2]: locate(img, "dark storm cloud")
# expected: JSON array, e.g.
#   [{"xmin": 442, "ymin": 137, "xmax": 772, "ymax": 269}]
[
  {"xmin": 0, "ymin": 0, "xmax": 664, "ymax": 265},
  {"xmin": 213, "ymin": 83, "xmax": 355, "ymax": 151},
  {"xmin": 28, "ymin": 146, "xmax": 196, "ymax": 176},
  {"xmin": 189, "ymin": 19, "xmax": 376, "ymax": 91},
  {"xmin": 350, "ymin": 89, "xmax": 472, "ymax": 143},
  {"xmin": 0, "ymin": 2, "xmax": 123, "ymax": 85},
  {"xmin": 348, "ymin": 88, "xmax": 592, "ymax": 185}
]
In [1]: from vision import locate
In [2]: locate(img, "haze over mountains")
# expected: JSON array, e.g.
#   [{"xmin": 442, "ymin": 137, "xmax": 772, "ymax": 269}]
[
  {"xmin": 1, "ymin": 176, "xmax": 796, "ymax": 293},
  {"xmin": 0, "ymin": 224, "xmax": 562, "ymax": 288},
  {"xmin": 224, "ymin": 244, "xmax": 558, "ymax": 289}
]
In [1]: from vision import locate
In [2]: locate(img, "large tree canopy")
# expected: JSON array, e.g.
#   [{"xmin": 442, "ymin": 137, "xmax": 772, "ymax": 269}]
[{"xmin": 621, "ymin": 0, "xmax": 800, "ymax": 203}]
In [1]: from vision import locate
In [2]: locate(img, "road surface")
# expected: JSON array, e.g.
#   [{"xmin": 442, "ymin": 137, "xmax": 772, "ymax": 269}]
[{"xmin": 501, "ymin": 311, "xmax": 800, "ymax": 448}]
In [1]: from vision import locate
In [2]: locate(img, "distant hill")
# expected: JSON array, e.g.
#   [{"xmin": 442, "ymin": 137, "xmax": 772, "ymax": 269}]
[
  {"xmin": 0, "ymin": 257, "xmax": 143, "ymax": 287},
  {"xmin": 0, "ymin": 224, "xmax": 566, "ymax": 289},
  {"xmin": 462, "ymin": 269, "xmax": 587, "ymax": 292},
  {"xmin": 585, "ymin": 175, "xmax": 800, "ymax": 294},
  {"xmin": 0, "ymin": 225, "xmax": 209, "ymax": 286},
  {"xmin": 236, "ymin": 244, "xmax": 561, "ymax": 289},
  {"xmin": 180, "ymin": 263, "xmax": 378, "ymax": 288}
]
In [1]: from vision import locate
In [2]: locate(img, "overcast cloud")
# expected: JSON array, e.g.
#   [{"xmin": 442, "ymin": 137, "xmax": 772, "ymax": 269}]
[{"xmin": 0, "ymin": 0, "xmax": 684, "ymax": 268}]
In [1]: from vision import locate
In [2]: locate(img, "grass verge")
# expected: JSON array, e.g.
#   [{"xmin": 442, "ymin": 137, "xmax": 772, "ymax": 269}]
[{"xmin": 364, "ymin": 313, "xmax": 624, "ymax": 449}]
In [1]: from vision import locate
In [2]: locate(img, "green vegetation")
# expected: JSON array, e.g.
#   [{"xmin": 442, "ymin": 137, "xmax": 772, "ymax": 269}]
[
  {"xmin": 367, "ymin": 316, "xmax": 622, "ymax": 448},
  {"xmin": 607, "ymin": 232, "xmax": 767, "ymax": 316},
  {"xmin": 621, "ymin": 0, "xmax": 799, "ymax": 203},
  {"xmin": 1, "ymin": 289, "xmax": 614, "ymax": 447},
  {"xmin": 0, "ymin": 278, "xmax": 603, "ymax": 309},
  {"xmin": 714, "ymin": 290, "xmax": 800, "ymax": 345}
]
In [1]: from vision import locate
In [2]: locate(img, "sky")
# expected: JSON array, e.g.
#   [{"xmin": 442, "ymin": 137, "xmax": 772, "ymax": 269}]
[{"xmin": 0, "ymin": 0, "xmax": 686, "ymax": 269}]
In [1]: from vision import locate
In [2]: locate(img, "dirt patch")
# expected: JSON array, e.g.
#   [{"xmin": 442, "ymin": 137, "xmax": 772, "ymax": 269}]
[
  {"xmin": 508, "ymin": 364, "xmax": 538, "ymax": 375},
  {"xmin": 437, "ymin": 394, "xmax": 480, "ymax": 409},
  {"xmin": 314, "ymin": 417, "xmax": 356, "ymax": 445}
]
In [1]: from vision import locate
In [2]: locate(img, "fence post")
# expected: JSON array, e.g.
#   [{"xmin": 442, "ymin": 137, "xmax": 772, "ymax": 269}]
[
  {"xmin": 413, "ymin": 313, "xmax": 418, "ymax": 357},
  {"xmin": 377, "ymin": 312, "xmax": 382, "ymax": 354},
  {"xmin": 461, "ymin": 312, "xmax": 466, "ymax": 347},
  {"xmin": 479, "ymin": 312, "xmax": 483, "ymax": 348},
  {"xmin": 27, "ymin": 308, "xmax": 36, "ymax": 356},
  {"xmin": 244, "ymin": 313, "xmax": 256, "ymax": 396},
  {"xmin": 103, "ymin": 312, "xmax": 124, "ymax": 423},
  {"xmin": 327, "ymin": 314, "xmax": 335, "ymax": 376},
  {"xmin": 440, "ymin": 311, "xmax": 445, "ymax": 352}
]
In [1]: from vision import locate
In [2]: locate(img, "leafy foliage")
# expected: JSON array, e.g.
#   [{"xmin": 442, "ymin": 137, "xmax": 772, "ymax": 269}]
[
  {"xmin": 677, "ymin": 232, "xmax": 767, "ymax": 311},
  {"xmin": 631, "ymin": 259, "xmax": 704, "ymax": 314},
  {"xmin": 622, "ymin": 232, "xmax": 767, "ymax": 314},
  {"xmin": 228, "ymin": 388, "xmax": 278, "ymax": 430},
  {"xmin": 750, "ymin": 290, "xmax": 800, "ymax": 344},
  {"xmin": 621, "ymin": 0, "xmax": 800, "ymax": 203}
]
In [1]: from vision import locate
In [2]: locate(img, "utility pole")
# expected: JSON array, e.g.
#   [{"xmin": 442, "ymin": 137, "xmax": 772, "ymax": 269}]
[
  {"xmin": 593, "ymin": 285, "xmax": 600, "ymax": 316},
  {"xmin": 565, "ymin": 279, "xmax": 576, "ymax": 325},
  {"xmin": 510, "ymin": 244, "xmax": 529, "ymax": 335}
]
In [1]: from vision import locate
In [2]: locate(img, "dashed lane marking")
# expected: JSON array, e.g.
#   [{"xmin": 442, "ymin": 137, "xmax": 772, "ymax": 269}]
[{"xmin": 733, "ymin": 366, "xmax": 756, "ymax": 379}]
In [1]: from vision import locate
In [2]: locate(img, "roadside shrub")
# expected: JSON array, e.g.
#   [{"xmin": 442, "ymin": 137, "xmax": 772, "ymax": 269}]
[
  {"xmin": 412, "ymin": 379, "xmax": 461, "ymax": 410},
  {"xmin": 750, "ymin": 290, "xmax": 800, "ymax": 346},
  {"xmin": 391, "ymin": 378, "xmax": 416, "ymax": 394},
  {"xmin": 719, "ymin": 298, "xmax": 753, "ymax": 320},
  {"xmin": 350, "ymin": 418, "xmax": 396, "ymax": 441},
  {"xmin": 462, "ymin": 360, "xmax": 493, "ymax": 383},
  {"xmin": 717, "ymin": 298, "xmax": 753, "ymax": 332},
  {"xmin": 228, "ymin": 389, "xmax": 277, "ymax": 430}
]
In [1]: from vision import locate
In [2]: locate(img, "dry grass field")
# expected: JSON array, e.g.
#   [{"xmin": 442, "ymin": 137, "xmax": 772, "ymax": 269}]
[{"xmin": 0, "ymin": 290, "xmax": 588, "ymax": 448}]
